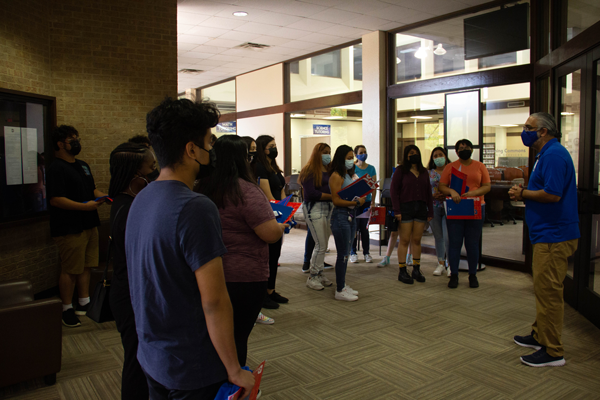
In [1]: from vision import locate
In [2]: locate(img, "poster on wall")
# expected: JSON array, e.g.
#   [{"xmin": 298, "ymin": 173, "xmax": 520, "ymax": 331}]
[
  {"xmin": 313, "ymin": 124, "xmax": 331, "ymax": 135},
  {"xmin": 4, "ymin": 127, "xmax": 23, "ymax": 185},
  {"xmin": 21, "ymin": 128, "xmax": 38, "ymax": 184},
  {"xmin": 216, "ymin": 121, "xmax": 236, "ymax": 133}
]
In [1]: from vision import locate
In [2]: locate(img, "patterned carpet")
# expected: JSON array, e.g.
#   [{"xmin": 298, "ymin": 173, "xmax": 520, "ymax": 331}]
[{"xmin": 2, "ymin": 229, "xmax": 600, "ymax": 400}]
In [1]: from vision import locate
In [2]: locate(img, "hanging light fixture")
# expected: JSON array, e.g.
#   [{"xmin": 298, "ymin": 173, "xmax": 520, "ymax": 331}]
[
  {"xmin": 433, "ymin": 43, "xmax": 446, "ymax": 55},
  {"xmin": 414, "ymin": 47, "xmax": 428, "ymax": 59}
]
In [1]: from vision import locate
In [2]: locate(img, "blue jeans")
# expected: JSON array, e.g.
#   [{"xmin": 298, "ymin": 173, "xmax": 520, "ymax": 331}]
[
  {"xmin": 430, "ymin": 206, "xmax": 449, "ymax": 262},
  {"xmin": 330, "ymin": 207, "xmax": 357, "ymax": 292},
  {"xmin": 447, "ymin": 205, "xmax": 485, "ymax": 275}
]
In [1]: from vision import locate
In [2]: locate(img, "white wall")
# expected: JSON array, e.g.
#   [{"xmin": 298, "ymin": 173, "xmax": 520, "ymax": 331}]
[
  {"xmin": 290, "ymin": 74, "xmax": 363, "ymax": 102},
  {"xmin": 237, "ymin": 114, "xmax": 285, "ymax": 170},
  {"xmin": 236, "ymin": 64, "xmax": 283, "ymax": 112}
]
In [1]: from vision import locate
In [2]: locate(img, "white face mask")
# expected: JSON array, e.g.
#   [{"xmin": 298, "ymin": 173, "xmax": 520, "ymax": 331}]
[{"xmin": 345, "ymin": 160, "xmax": 354, "ymax": 170}]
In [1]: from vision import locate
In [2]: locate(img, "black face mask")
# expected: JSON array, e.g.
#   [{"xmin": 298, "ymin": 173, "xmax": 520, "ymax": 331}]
[
  {"xmin": 147, "ymin": 169, "xmax": 160, "ymax": 182},
  {"xmin": 195, "ymin": 147, "xmax": 217, "ymax": 180},
  {"xmin": 267, "ymin": 147, "xmax": 278, "ymax": 160},
  {"xmin": 248, "ymin": 151, "xmax": 257, "ymax": 162},
  {"xmin": 458, "ymin": 149, "xmax": 472, "ymax": 160},
  {"xmin": 409, "ymin": 154, "xmax": 421, "ymax": 165},
  {"xmin": 67, "ymin": 140, "xmax": 82, "ymax": 156}
]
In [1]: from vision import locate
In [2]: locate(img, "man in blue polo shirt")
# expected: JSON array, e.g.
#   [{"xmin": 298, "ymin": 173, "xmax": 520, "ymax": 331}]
[{"xmin": 509, "ymin": 112, "xmax": 580, "ymax": 367}]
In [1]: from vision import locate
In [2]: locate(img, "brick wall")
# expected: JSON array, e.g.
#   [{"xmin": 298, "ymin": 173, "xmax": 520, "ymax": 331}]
[{"xmin": 0, "ymin": 0, "xmax": 177, "ymax": 293}]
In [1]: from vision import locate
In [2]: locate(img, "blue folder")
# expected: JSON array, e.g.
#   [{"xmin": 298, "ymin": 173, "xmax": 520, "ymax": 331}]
[
  {"xmin": 270, "ymin": 202, "xmax": 293, "ymax": 224},
  {"xmin": 337, "ymin": 179, "xmax": 373, "ymax": 201}
]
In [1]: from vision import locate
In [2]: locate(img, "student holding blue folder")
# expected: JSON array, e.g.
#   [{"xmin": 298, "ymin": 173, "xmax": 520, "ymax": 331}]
[{"xmin": 439, "ymin": 139, "xmax": 491, "ymax": 289}]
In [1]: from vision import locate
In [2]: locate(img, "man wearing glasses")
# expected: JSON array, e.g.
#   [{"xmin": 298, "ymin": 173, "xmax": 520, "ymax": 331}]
[
  {"xmin": 509, "ymin": 112, "xmax": 580, "ymax": 367},
  {"xmin": 47, "ymin": 125, "xmax": 107, "ymax": 328}
]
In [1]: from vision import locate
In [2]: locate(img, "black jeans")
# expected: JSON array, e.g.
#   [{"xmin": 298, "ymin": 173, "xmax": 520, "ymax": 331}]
[
  {"xmin": 351, "ymin": 201, "xmax": 371, "ymax": 255},
  {"xmin": 226, "ymin": 281, "xmax": 267, "ymax": 367},
  {"xmin": 267, "ymin": 238, "xmax": 283, "ymax": 290},
  {"xmin": 304, "ymin": 228, "xmax": 315, "ymax": 263},
  {"xmin": 145, "ymin": 373, "xmax": 225, "ymax": 400},
  {"xmin": 110, "ymin": 280, "xmax": 149, "ymax": 400}
]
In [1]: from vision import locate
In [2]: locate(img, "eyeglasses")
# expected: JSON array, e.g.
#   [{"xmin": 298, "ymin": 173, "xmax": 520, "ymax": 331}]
[{"xmin": 522, "ymin": 125, "xmax": 538, "ymax": 131}]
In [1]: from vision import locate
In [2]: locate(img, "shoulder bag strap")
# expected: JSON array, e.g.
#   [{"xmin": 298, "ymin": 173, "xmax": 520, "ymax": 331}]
[{"xmin": 103, "ymin": 205, "xmax": 125, "ymax": 283}]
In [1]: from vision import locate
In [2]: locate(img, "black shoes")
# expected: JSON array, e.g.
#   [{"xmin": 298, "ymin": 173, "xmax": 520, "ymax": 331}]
[
  {"xmin": 469, "ymin": 274, "xmax": 479, "ymax": 288},
  {"xmin": 520, "ymin": 347, "xmax": 565, "ymax": 367},
  {"xmin": 412, "ymin": 266, "xmax": 426, "ymax": 283},
  {"xmin": 75, "ymin": 302, "xmax": 89, "ymax": 316},
  {"xmin": 270, "ymin": 291, "xmax": 289, "ymax": 304},
  {"xmin": 323, "ymin": 262, "xmax": 333, "ymax": 270},
  {"xmin": 448, "ymin": 274, "xmax": 459, "ymax": 289},
  {"xmin": 62, "ymin": 308, "xmax": 81, "ymax": 327},
  {"xmin": 514, "ymin": 332, "xmax": 542, "ymax": 350},
  {"xmin": 398, "ymin": 267, "xmax": 414, "ymax": 284},
  {"xmin": 301, "ymin": 262, "xmax": 310, "ymax": 273},
  {"xmin": 262, "ymin": 296, "xmax": 279, "ymax": 309}
]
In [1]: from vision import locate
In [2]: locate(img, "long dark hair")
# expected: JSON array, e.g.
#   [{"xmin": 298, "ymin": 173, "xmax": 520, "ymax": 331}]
[
  {"xmin": 109, "ymin": 143, "xmax": 151, "ymax": 198},
  {"xmin": 254, "ymin": 135, "xmax": 282, "ymax": 175},
  {"xmin": 401, "ymin": 144, "xmax": 426, "ymax": 174},
  {"xmin": 330, "ymin": 145, "xmax": 354, "ymax": 178},
  {"xmin": 195, "ymin": 135, "xmax": 258, "ymax": 209},
  {"xmin": 427, "ymin": 146, "xmax": 449, "ymax": 170}
]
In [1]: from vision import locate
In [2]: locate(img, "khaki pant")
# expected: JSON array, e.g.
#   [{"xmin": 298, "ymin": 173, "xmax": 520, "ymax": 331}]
[
  {"xmin": 54, "ymin": 227, "xmax": 99, "ymax": 275},
  {"xmin": 531, "ymin": 239, "xmax": 578, "ymax": 357}
]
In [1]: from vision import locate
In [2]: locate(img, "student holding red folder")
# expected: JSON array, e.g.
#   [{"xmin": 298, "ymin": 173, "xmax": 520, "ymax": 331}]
[{"xmin": 439, "ymin": 139, "xmax": 491, "ymax": 289}]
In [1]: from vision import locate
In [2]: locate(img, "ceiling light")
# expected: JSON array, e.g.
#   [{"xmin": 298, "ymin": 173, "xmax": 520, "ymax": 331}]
[
  {"xmin": 291, "ymin": 114, "xmax": 305, "ymax": 117},
  {"xmin": 357, "ymin": 118, "xmax": 363, "ymax": 121},
  {"xmin": 397, "ymin": 119, "xmax": 407, "ymax": 122},
  {"xmin": 500, "ymin": 124, "xmax": 518, "ymax": 127},
  {"xmin": 410, "ymin": 116, "xmax": 432, "ymax": 119},
  {"xmin": 323, "ymin": 116, "xmax": 343, "ymax": 119},
  {"xmin": 414, "ymin": 47, "xmax": 428, "ymax": 59},
  {"xmin": 433, "ymin": 44, "xmax": 446, "ymax": 56},
  {"xmin": 561, "ymin": 112, "xmax": 575, "ymax": 116},
  {"xmin": 232, "ymin": 11, "xmax": 248, "ymax": 17},
  {"xmin": 396, "ymin": 57, "xmax": 401, "ymax": 64}
]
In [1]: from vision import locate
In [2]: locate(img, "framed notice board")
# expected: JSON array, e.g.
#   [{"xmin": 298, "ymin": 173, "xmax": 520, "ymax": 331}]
[{"xmin": 0, "ymin": 88, "xmax": 56, "ymax": 223}]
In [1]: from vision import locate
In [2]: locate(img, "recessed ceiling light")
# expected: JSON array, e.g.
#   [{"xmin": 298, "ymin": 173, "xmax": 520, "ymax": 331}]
[
  {"xmin": 291, "ymin": 114, "xmax": 305, "ymax": 117},
  {"xmin": 323, "ymin": 116, "xmax": 343, "ymax": 119},
  {"xmin": 410, "ymin": 116, "xmax": 432, "ymax": 119},
  {"xmin": 500, "ymin": 124, "xmax": 518, "ymax": 127},
  {"xmin": 561, "ymin": 112, "xmax": 575, "ymax": 115},
  {"xmin": 397, "ymin": 119, "xmax": 407, "ymax": 122},
  {"xmin": 233, "ymin": 11, "xmax": 248, "ymax": 17}
]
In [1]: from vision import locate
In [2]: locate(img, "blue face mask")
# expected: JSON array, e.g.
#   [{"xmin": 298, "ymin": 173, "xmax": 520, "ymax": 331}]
[
  {"xmin": 345, "ymin": 160, "xmax": 355, "ymax": 170},
  {"xmin": 433, "ymin": 157, "xmax": 446, "ymax": 167},
  {"xmin": 356, "ymin": 153, "xmax": 368, "ymax": 162},
  {"xmin": 322, "ymin": 154, "xmax": 331, "ymax": 166},
  {"xmin": 521, "ymin": 129, "xmax": 539, "ymax": 147}
]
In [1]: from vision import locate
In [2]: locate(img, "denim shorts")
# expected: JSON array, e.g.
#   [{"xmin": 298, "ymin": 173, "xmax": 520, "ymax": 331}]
[{"xmin": 399, "ymin": 201, "xmax": 428, "ymax": 223}]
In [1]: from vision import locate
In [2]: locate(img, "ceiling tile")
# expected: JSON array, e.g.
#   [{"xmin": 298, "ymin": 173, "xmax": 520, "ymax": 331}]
[
  {"xmin": 193, "ymin": 59, "xmax": 230, "ymax": 67},
  {"xmin": 250, "ymin": 35, "xmax": 292, "ymax": 46},
  {"xmin": 298, "ymin": 0, "xmax": 346, "ymax": 6},
  {"xmin": 218, "ymin": 30, "xmax": 263, "ymax": 42},
  {"xmin": 186, "ymin": 26, "xmax": 230, "ymax": 37},
  {"xmin": 283, "ymin": 40, "xmax": 320, "ymax": 49},
  {"xmin": 344, "ymin": 15, "xmax": 394, "ymax": 30},
  {"xmin": 318, "ymin": 25, "xmax": 372, "ymax": 38},
  {"xmin": 310, "ymin": 8, "xmax": 363, "ymax": 24},
  {"xmin": 300, "ymin": 32, "xmax": 343, "ymax": 44},
  {"xmin": 247, "ymin": 10, "xmax": 304, "ymax": 26},
  {"xmin": 178, "ymin": 42, "xmax": 201, "ymax": 51},
  {"xmin": 268, "ymin": 1, "xmax": 328, "ymax": 17},
  {"xmin": 286, "ymin": 18, "xmax": 336, "ymax": 32},
  {"xmin": 261, "ymin": 46, "xmax": 304, "ymax": 55},
  {"xmin": 203, "ymin": 38, "xmax": 246, "ymax": 47},
  {"xmin": 198, "ymin": 16, "xmax": 248, "ymax": 29},
  {"xmin": 177, "ymin": 12, "xmax": 212, "ymax": 25},
  {"xmin": 178, "ymin": 24, "xmax": 196, "ymax": 34},
  {"xmin": 269, "ymin": 27, "xmax": 313, "ymax": 40},
  {"xmin": 305, "ymin": 43, "xmax": 331, "ymax": 52},
  {"xmin": 365, "ymin": 5, "xmax": 424, "ymax": 22},
  {"xmin": 183, "ymin": 52, "xmax": 215, "ymax": 59},
  {"xmin": 209, "ymin": 54, "xmax": 242, "ymax": 62},
  {"xmin": 234, "ymin": 22, "xmax": 282, "ymax": 35},
  {"xmin": 178, "ymin": 0, "xmax": 231, "ymax": 16},
  {"xmin": 190, "ymin": 45, "xmax": 230, "ymax": 54},
  {"xmin": 178, "ymin": 34, "xmax": 212, "ymax": 45},
  {"xmin": 334, "ymin": 0, "xmax": 392, "ymax": 14}
]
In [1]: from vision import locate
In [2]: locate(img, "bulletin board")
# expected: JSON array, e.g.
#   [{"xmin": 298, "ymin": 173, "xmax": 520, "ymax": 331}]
[{"xmin": 0, "ymin": 89, "xmax": 56, "ymax": 223}]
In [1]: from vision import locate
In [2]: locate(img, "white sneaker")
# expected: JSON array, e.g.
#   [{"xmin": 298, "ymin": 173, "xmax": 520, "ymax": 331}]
[
  {"xmin": 447, "ymin": 263, "xmax": 452, "ymax": 277},
  {"xmin": 318, "ymin": 274, "xmax": 333, "ymax": 287},
  {"xmin": 433, "ymin": 264, "xmax": 445, "ymax": 276},
  {"xmin": 335, "ymin": 287, "xmax": 358, "ymax": 302},
  {"xmin": 344, "ymin": 285, "xmax": 358, "ymax": 296},
  {"xmin": 306, "ymin": 276, "xmax": 324, "ymax": 290},
  {"xmin": 378, "ymin": 256, "xmax": 390, "ymax": 267},
  {"xmin": 349, "ymin": 254, "xmax": 358, "ymax": 263},
  {"xmin": 256, "ymin": 313, "xmax": 274, "ymax": 325},
  {"xmin": 365, "ymin": 254, "xmax": 373, "ymax": 263}
]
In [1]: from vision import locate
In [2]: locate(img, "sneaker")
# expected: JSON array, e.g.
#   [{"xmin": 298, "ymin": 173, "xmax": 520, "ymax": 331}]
[
  {"xmin": 344, "ymin": 285, "xmax": 358, "ymax": 296},
  {"xmin": 335, "ymin": 287, "xmax": 358, "ymax": 302},
  {"xmin": 364, "ymin": 254, "xmax": 373, "ymax": 263},
  {"xmin": 318, "ymin": 274, "xmax": 333, "ymax": 287},
  {"xmin": 349, "ymin": 254, "xmax": 358, "ymax": 263},
  {"xmin": 448, "ymin": 274, "xmax": 459, "ymax": 289},
  {"xmin": 378, "ymin": 256, "xmax": 390, "ymax": 268},
  {"xmin": 406, "ymin": 254, "xmax": 413, "ymax": 266},
  {"xmin": 256, "ymin": 312, "xmax": 275, "ymax": 325},
  {"xmin": 62, "ymin": 308, "xmax": 81, "ymax": 327},
  {"xmin": 469, "ymin": 274, "xmax": 479, "ymax": 288},
  {"xmin": 324, "ymin": 262, "xmax": 334, "ymax": 270},
  {"xmin": 447, "ymin": 264, "xmax": 452, "ymax": 277},
  {"xmin": 306, "ymin": 276, "xmax": 325, "ymax": 291},
  {"xmin": 262, "ymin": 296, "xmax": 280, "ymax": 310},
  {"xmin": 75, "ymin": 302, "xmax": 89, "ymax": 316},
  {"xmin": 270, "ymin": 291, "xmax": 289, "ymax": 304},
  {"xmin": 433, "ymin": 264, "xmax": 445, "ymax": 276},
  {"xmin": 301, "ymin": 262, "xmax": 310, "ymax": 273},
  {"xmin": 514, "ymin": 333, "xmax": 542, "ymax": 350},
  {"xmin": 520, "ymin": 348, "xmax": 565, "ymax": 367}
]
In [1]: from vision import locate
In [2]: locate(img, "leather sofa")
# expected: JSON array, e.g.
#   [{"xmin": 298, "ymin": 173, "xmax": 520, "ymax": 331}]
[{"xmin": 0, "ymin": 279, "xmax": 62, "ymax": 387}]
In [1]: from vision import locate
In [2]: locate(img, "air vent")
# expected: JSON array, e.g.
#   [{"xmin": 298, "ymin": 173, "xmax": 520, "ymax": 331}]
[
  {"xmin": 507, "ymin": 101, "xmax": 525, "ymax": 108},
  {"xmin": 178, "ymin": 69, "xmax": 204, "ymax": 74},
  {"xmin": 236, "ymin": 42, "xmax": 271, "ymax": 50}
]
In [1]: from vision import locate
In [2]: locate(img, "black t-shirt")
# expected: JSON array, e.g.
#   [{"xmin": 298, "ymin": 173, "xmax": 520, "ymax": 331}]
[
  {"xmin": 109, "ymin": 194, "xmax": 133, "ymax": 300},
  {"xmin": 255, "ymin": 162, "xmax": 285, "ymax": 201},
  {"xmin": 46, "ymin": 158, "xmax": 100, "ymax": 237}
]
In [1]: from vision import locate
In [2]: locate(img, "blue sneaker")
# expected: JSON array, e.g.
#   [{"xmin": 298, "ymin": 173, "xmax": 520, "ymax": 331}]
[
  {"xmin": 520, "ymin": 347, "xmax": 565, "ymax": 367},
  {"xmin": 406, "ymin": 254, "xmax": 413, "ymax": 266},
  {"xmin": 513, "ymin": 332, "xmax": 542, "ymax": 350}
]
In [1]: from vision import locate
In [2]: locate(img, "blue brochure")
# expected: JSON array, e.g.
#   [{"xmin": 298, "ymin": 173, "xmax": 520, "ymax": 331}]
[{"xmin": 270, "ymin": 202, "xmax": 294, "ymax": 224}]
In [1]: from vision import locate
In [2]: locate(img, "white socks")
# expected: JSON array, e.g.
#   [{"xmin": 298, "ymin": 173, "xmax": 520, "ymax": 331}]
[
  {"xmin": 63, "ymin": 304, "xmax": 73, "ymax": 312},
  {"xmin": 79, "ymin": 297, "xmax": 90, "ymax": 306}
]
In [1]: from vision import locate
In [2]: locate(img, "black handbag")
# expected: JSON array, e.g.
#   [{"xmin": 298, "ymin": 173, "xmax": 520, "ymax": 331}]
[{"xmin": 87, "ymin": 206, "xmax": 123, "ymax": 323}]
